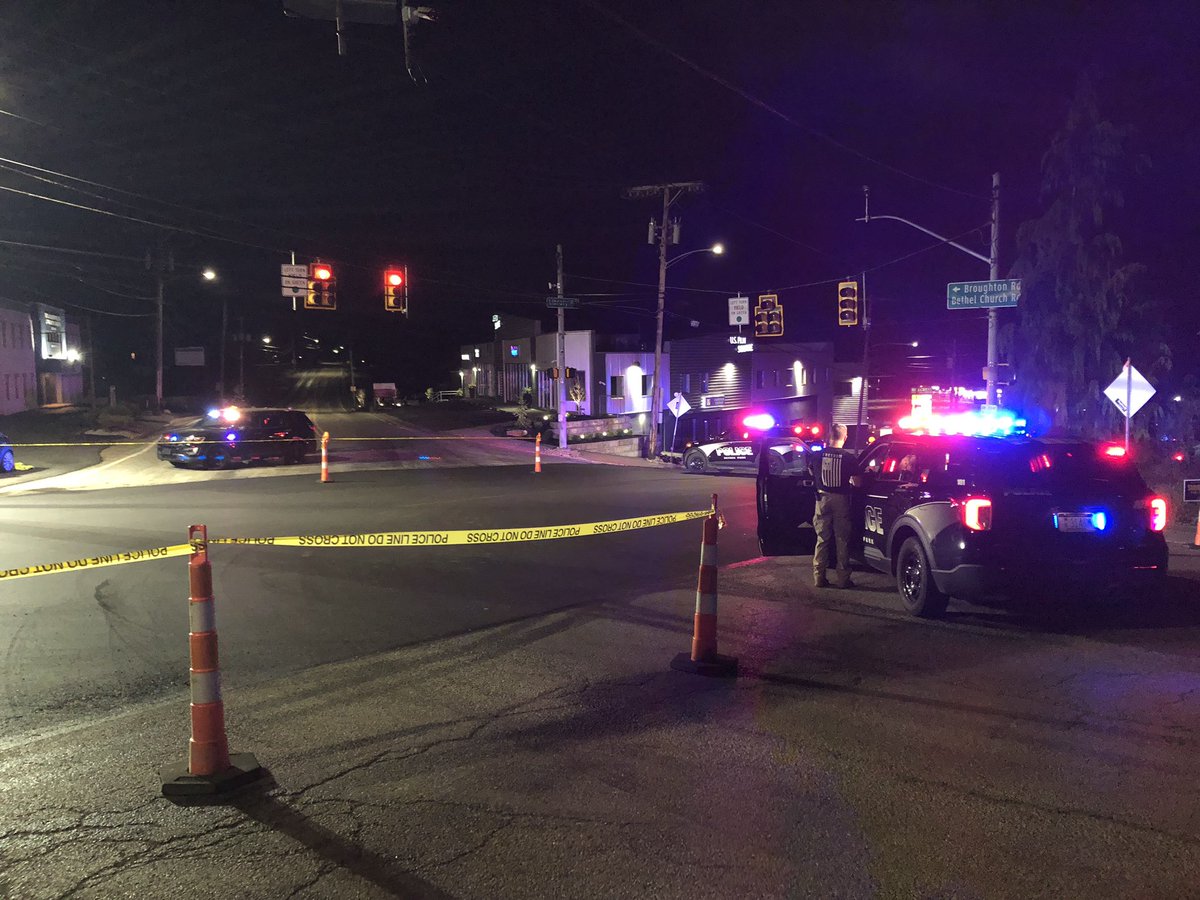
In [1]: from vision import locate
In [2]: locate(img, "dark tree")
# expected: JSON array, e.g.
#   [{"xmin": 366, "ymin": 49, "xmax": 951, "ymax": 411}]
[{"xmin": 1006, "ymin": 75, "xmax": 1163, "ymax": 437}]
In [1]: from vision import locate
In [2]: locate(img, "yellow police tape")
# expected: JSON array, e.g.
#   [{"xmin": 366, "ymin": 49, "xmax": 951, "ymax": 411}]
[{"xmin": 0, "ymin": 508, "xmax": 713, "ymax": 582}]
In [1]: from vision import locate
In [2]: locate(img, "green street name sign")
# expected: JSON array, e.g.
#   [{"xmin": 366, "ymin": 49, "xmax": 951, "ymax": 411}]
[
  {"xmin": 946, "ymin": 279, "xmax": 1022, "ymax": 309},
  {"xmin": 546, "ymin": 297, "xmax": 580, "ymax": 309}
]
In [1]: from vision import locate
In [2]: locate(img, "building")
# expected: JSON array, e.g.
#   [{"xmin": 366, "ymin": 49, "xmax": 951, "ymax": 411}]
[
  {"xmin": 0, "ymin": 300, "xmax": 37, "ymax": 415},
  {"xmin": 459, "ymin": 316, "xmax": 667, "ymax": 418},
  {"xmin": 663, "ymin": 333, "xmax": 837, "ymax": 450},
  {"xmin": 0, "ymin": 300, "xmax": 85, "ymax": 413},
  {"xmin": 34, "ymin": 303, "xmax": 85, "ymax": 406}
]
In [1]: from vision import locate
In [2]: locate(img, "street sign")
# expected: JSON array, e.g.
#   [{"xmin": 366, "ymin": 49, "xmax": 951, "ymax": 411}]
[
  {"xmin": 282, "ymin": 286, "xmax": 305, "ymax": 297},
  {"xmin": 1184, "ymin": 479, "xmax": 1200, "ymax": 503},
  {"xmin": 728, "ymin": 295, "xmax": 749, "ymax": 326},
  {"xmin": 281, "ymin": 276, "xmax": 308, "ymax": 289},
  {"xmin": 281, "ymin": 264, "xmax": 307, "ymax": 278},
  {"xmin": 1103, "ymin": 364, "xmax": 1155, "ymax": 418},
  {"xmin": 946, "ymin": 279, "xmax": 1022, "ymax": 309},
  {"xmin": 545, "ymin": 297, "xmax": 580, "ymax": 309},
  {"xmin": 667, "ymin": 392, "xmax": 691, "ymax": 418}
]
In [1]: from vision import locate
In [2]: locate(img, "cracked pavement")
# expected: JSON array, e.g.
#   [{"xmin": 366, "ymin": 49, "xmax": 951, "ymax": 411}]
[{"xmin": 5, "ymin": 556, "xmax": 1200, "ymax": 897}]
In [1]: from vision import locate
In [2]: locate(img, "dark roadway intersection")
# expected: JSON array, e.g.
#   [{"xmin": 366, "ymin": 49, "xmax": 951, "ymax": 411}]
[{"xmin": 5, "ymin": 459, "xmax": 1200, "ymax": 897}]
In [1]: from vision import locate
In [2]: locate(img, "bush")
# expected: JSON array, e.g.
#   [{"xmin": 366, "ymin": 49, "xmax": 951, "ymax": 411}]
[{"xmin": 96, "ymin": 403, "xmax": 137, "ymax": 429}]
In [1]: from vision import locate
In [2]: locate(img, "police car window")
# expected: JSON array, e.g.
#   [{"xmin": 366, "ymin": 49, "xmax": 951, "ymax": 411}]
[
  {"xmin": 859, "ymin": 442, "xmax": 891, "ymax": 476},
  {"xmin": 876, "ymin": 444, "xmax": 918, "ymax": 482}
]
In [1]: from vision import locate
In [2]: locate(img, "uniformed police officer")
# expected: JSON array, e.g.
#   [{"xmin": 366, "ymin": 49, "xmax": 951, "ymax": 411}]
[{"xmin": 812, "ymin": 423, "xmax": 859, "ymax": 588}]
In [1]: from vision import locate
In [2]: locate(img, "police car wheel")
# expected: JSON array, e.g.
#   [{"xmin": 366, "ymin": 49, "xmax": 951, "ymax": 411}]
[
  {"xmin": 896, "ymin": 536, "xmax": 949, "ymax": 617},
  {"xmin": 683, "ymin": 450, "xmax": 708, "ymax": 474}
]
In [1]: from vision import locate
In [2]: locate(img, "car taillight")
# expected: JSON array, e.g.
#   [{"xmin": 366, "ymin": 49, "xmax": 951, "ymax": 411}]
[
  {"xmin": 1149, "ymin": 496, "xmax": 1167, "ymax": 532},
  {"xmin": 958, "ymin": 496, "xmax": 993, "ymax": 531},
  {"xmin": 1101, "ymin": 444, "xmax": 1127, "ymax": 459}
]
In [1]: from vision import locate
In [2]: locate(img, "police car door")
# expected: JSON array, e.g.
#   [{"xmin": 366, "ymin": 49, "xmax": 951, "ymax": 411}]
[
  {"xmin": 859, "ymin": 441, "xmax": 918, "ymax": 570},
  {"xmin": 854, "ymin": 441, "xmax": 893, "ymax": 569}
]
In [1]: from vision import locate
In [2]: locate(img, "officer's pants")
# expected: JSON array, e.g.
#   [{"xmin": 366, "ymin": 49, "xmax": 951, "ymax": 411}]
[{"xmin": 813, "ymin": 491, "xmax": 852, "ymax": 585}]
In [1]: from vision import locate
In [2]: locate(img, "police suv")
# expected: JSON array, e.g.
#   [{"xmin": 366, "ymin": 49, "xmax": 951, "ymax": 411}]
[
  {"xmin": 757, "ymin": 415, "xmax": 1169, "ymax": 616},
  {"xmin": 682, "ymin": 420, "xmax": 821, "ymax": 477}
]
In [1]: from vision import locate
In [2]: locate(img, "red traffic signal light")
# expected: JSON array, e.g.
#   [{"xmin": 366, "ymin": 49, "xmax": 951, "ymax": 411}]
[
  {"xmin": 384, "ymin": 266, "xmax": 409, "ymax": 314},
  {"xmin": 306, "ymin": 261, "xmax": 336, "ymax": 310}
]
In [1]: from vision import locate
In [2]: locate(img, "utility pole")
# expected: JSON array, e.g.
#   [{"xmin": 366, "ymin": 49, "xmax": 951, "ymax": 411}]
[
  {"xmin": 623, "ymin": 180, "xmax": 704, "ymax": 459},
  {"xmin": 859, "ymin": 172, "xmax": 1003, "ymax": 408},
  {"xmin": 86, "ymin": 314, "xmax": 96, "ymax": 412},
  {"xmin": 556, "ymin": 244, "xmax": 567, "ymax": 450},
  {"xmin": 237, "ymin": 315, "xmax": 246, "ymax": 399},
  {"xmin": 146, "ymin": 244, "xmax": 173, "ymax": 413},
  {"xmin": 219, "ymin": 292, "xmax": 228, "ymax": 400}
]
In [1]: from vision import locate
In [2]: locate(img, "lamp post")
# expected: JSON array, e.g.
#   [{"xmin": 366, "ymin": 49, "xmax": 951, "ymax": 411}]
[
  {"xmin": 859, "ymin": 174, "xmax": 1002, "ymax": 406},
  {"xmin": 646, "ymin": 242, "xmax": 724, "ymax": 459}
]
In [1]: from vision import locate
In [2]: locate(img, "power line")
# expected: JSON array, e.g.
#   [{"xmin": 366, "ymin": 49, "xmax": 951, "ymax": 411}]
[{"xmin": 579, "ymin": 0, "xmax": 988, "ymax": 202}]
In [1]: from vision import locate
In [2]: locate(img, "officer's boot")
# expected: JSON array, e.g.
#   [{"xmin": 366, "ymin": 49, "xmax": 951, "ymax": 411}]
[
  {"xmin": 813, "ymin": 567, "xmax": 830, "ymax": 588},
  {"xmin": 833, "ymin": 568, "xmax": 853, "ymax": 589}
]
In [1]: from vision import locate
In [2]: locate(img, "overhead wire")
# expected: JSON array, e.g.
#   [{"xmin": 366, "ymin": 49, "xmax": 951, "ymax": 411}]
[{"xmin": 578, "ymin": 0, "xmax": 988, "ymax": 202}]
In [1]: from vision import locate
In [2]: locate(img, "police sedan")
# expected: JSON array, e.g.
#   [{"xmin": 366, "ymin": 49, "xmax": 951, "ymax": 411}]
[{"xmin": 681, "ymin": 419, "xmax": 821, "ymax": 477}]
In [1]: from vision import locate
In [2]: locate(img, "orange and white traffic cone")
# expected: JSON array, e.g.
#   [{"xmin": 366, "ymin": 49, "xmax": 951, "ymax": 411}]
[
  {"xmin": 161, "ymin": 525, "xmax": 264, "ymax": 797},
  {"xmin": 1193, "ymin": 506, "xmax": 1200, "ymax": 550},
  {"xmin": 320, "ymin": 431, "xmax": 332, "ymax": 483},
  {"xmin": 671, "ymin": 494, "xmax": 738, "ymax": 677},
  {"xmin": 535, "ymin": 432, "xmax": 542, "ymax": 474}
]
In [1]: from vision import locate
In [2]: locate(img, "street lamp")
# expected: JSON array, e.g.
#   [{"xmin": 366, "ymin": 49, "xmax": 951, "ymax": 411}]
[{"xmin": 648, "ymin": 242, "xmax": 725, "ymax": 459}]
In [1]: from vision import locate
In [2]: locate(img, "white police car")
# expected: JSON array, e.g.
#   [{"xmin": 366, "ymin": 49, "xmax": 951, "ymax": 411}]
[{"xmin": 682, "ymin": 416, "xmax": 821, "ymax": 476}]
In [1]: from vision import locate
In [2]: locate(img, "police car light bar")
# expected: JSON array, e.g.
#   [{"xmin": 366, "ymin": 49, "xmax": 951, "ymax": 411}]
[
  {"xmin": 897, "ymin": 409, "xmax": 1025, "ymax": 437},
  {"xmin": 742, "ymin": 413, "xmax": 776, "ymax": 431}
]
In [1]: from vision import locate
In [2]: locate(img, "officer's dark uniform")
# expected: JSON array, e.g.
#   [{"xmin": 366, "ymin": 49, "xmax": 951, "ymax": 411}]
[{"xmin": 812, "ymin": 441, "xmax": 858, "ymax": 588}]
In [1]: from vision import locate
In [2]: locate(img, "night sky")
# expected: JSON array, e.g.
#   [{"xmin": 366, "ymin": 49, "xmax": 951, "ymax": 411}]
[{"xmin": 0, "ymin": 1, "xmax": 1196, "ymax": 396}]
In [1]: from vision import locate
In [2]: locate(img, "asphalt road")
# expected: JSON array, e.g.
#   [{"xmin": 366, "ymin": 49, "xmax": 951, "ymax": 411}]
[
  {"xmin": 0, "ymin": 459, "xmax": 759, "ymax": 737},
  {"xmin": 7, "ymin": 399, "xmax": 1200, "ymax": 897}
]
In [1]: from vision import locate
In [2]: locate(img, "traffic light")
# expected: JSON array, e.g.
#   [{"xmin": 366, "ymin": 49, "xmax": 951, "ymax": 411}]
[
  {"xmin": 384, "ymin": 266, "xmax": 408, "ymax": 314},
  {"xmin": 837, "ymin": 280, "xmax": 859, "ymax": 327},
  {"xmin": 306, "ymin": 261, "xmax": 336, "ymax": 310},
  {"xmin": 754, "ymin": 293, "xmax": 783, "ymax": 337}
]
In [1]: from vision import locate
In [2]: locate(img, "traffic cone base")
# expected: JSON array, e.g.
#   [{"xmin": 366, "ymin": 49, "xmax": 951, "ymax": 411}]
[
  {"xmin": 161, "ymin": 752, "xmax": 265, "ymax": 797},
  {"xmin": 670, "ymin": 651, "xmax": 738, "ymax": 678}
]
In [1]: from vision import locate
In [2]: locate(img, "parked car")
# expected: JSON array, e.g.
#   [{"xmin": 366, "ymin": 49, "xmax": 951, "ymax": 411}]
[
  {"xmin": 758, "ymin": 421, "xmax": 1169, "ymax": 616},
  {"xmin": 157, "ymin": 407, "xmax": 318, "ymax": 470},
  {"xmin": 0, "ymin": 432, "xmax": 14, "ymax": 474},
  {"xmin": 682, "ymin": 420, "xmax": 821, "ymax": 477}
]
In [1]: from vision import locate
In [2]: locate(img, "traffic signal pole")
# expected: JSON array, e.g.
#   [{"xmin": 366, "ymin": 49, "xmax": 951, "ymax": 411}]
[
  {"xmin": 859, "ymin": 173, "xmax": 1002, "ymax": 406},
  {"xmin": 556, "ymin": 244, "xmax": 567, "ymax": 450},
  {"xmin": 854, "ymin": 270, "xmax": 869, "ymax": 452},
  {"xmin": 987, "ymin": 172, "xmax": 1001, "ymax": 407}
]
